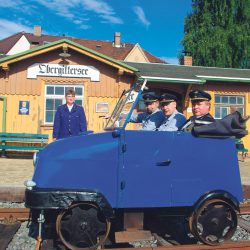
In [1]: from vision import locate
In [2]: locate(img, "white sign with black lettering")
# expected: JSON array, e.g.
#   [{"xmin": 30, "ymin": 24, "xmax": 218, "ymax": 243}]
[
  {"xmin": 125, "ymin": 90, "xmax": 138, "ymax": 104},
  {"xmin": 27, "ymin": 63, "xmax": 100, "ymax": 81}
]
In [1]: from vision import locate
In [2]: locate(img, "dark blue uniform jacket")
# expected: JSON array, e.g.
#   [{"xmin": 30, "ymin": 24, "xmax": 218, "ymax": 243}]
[{"xmin": 53, "ymin": 104, "xmax": 87, "ymax": 139}]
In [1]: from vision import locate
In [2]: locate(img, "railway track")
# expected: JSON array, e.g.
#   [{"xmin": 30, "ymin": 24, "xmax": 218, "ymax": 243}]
[
  {"xmin": 239, "ymin": 203, "xmax": 250, "ymax": 215},
  {"xmin": 0, "ymin": 208, "xmax": 29, "ymax": 222},
  {"xmin": 2, "ymin": 203, "xmax": 250, "ymax": 249},
  {"xmin": 0, "ymin": 154, "xmax": 249, "ymax": 249},
  {"xmin": 109, "ymin": 241, "xmax": 250, "ymax": 249},
  {"xmin": 1, "ymin": 203, "xmax": 250, "ymax": 222}
]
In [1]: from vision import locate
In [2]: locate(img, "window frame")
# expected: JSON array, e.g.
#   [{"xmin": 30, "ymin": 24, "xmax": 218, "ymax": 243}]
[
  {"xmin": 44, "ymin": 84, "xmax": 84, "ymax": 125},
  {"xmin": 214, "ymin": 94, "xmax": 245, "ymax": 119}
]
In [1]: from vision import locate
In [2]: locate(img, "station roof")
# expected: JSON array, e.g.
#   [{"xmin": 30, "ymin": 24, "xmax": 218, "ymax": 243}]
[
  {"xmin": 125, "ymin": 62, "xmax": 250, "ymax": 84},
  {"xmin": 0, "ymin": 32, "xmax": 164, "ymax": 63},
  {"xmin": 0, "ymin": 39, "xmax": 138, "ymax": 74}
]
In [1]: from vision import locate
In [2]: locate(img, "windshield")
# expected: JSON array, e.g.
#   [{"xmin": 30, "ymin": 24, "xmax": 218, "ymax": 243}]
[{"xmin": 104, "ymin": 81, "xmax": 146, "ymax": 130}]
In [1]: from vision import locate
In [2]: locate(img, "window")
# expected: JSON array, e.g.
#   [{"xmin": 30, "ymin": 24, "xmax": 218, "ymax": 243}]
[
  {"xmin": 214, "ymin": 94, "xmax": 244, "ymax": 119},
  {"xmin": 45, "ymin": 85, "xmax": 84, "ymax": 124}
]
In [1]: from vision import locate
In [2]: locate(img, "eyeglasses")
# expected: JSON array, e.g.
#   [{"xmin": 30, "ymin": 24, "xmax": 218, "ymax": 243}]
[{"xmin": 66, "ymin": 95, "xmax": 75, "ymax": 98}]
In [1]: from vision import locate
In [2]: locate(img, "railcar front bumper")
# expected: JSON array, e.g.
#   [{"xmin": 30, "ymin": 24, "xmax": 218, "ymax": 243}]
[{"xmin": 25, "ymin": 187, "xmax": 114, "ymax": 219}]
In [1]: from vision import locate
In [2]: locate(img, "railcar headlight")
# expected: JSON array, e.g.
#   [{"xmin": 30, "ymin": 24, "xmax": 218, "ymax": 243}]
[
  {"xmin": 24, "ymin": 180, "xmax": 36, "ymax": 190},
  {"xmin": 33, "ymin": 151, "xmax": 39, "ymax": 167}
]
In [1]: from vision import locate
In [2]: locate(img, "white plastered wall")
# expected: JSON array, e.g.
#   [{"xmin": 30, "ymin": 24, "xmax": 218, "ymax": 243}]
[{"xmin": 7, "ymin": 35, "xmax": 30, "ymax": 55}]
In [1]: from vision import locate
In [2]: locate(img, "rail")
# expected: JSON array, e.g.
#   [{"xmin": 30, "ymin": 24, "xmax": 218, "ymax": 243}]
[{"xmin": 2, "ymin": 205, "xmax": 250, "ymax": 249}]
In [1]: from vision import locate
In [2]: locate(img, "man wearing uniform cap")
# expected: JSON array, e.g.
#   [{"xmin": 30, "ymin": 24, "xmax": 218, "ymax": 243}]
[
  {"xmin": 130, "ymin": 93, "xmax": 165, "ymax": 131},
  {"xmin": 158, "ymin": 93, "xmax": 186, "ymax": 131},
  {"xmin": 181, "ymin": 89, "xmax": 215, "ymax": 131}
]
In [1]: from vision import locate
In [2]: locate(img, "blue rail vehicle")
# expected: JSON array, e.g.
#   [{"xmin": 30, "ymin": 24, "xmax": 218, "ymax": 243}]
[{"xmin": 25, "ymin": 80, "xmax": 243, "ymax": 249}]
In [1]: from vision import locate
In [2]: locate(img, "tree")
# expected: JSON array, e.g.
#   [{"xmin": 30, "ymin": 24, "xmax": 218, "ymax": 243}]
[{"xmin": 181, "ymin": 0, "xmax": 250, "ymax": 68}]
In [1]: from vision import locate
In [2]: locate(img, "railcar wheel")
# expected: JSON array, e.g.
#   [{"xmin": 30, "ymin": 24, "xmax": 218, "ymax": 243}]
[
  {"xmin": 189, "ymin": 199, "xmax": 237, "ymax": 245},
  {"xmin": 56, "ymin": 202, "xmax": 111, "ymax": 250}
]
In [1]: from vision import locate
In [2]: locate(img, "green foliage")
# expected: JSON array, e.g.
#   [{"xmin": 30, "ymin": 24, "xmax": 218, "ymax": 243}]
[{"xmin": 181, "ymin": 0, "xmax": 250, "ymax": 68}]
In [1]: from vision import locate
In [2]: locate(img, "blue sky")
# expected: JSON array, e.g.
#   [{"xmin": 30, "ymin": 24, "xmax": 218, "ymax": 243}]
[{"xmin": 0, "ymin": 0, "xmax": 192, "ymax": 64}]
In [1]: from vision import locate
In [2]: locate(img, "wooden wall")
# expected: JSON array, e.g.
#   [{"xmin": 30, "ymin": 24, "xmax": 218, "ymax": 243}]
[
  {"xmin": 0, "ymin": 49, "xmax": 133, "ymax": 97},
  {"xmin": 3, "ymin": 94, "xmax": 43, "ymax": 133},
  {"xmin": 0, "ymin": 49, "xmax": 249, "ymax": 150},
  {"xmin": 0, "ymin": 49, "xmax": 135, "ymax": 141}
]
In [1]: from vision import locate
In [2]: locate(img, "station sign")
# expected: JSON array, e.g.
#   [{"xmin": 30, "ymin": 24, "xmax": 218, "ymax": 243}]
[{"xmin": 27, "ymin": 63, "xmax": 100, "ymax": 81}]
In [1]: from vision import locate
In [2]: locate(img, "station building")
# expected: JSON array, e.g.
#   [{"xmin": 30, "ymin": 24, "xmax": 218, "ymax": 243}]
[{"xmin": 0, "ymin": 26, "xmax": 250, "ymax": 149}]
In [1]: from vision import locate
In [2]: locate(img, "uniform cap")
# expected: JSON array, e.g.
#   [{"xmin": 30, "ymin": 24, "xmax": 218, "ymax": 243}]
[
  {"xmin": 142, "ymin": 93, "xmax": 160, "ymax": 103},
  {"xmin": 160, "ymin": 93, "xmax": 177, "ymax": 104},
  {"xmin": 189, "ymin": 90, "xmax": 211, "ymax": 102}
]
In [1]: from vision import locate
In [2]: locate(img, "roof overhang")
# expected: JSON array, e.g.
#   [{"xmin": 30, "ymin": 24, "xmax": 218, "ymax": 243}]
[
  {"xmin": 196, "ymin": 75, "xmax": 250, "ymax": 83},
  {"xmin": 138, "ymin": 76, "xmax": 205, "ymax": 84},
  {"xmin": 0, "ymin": 39, "xmax": 138, "ymax": 74},
  {"xmin": 125, "ymin": 62, "xmax": 250, "ymax": 85}
]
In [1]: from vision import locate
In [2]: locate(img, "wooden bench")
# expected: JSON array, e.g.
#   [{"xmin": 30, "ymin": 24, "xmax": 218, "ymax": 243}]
[
  {"xmin": 0, "ymin": 132, "xmax": 48, "ymax": 157},
  {"xmin": 235, "ymin": 138, "xmax": 248, "ymax": 161}
]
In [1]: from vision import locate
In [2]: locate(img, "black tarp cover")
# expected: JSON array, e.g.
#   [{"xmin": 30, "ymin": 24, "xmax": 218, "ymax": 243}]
[{"xmin": 193, "ymin": 111, "xmax": 249, "ymax": 138}]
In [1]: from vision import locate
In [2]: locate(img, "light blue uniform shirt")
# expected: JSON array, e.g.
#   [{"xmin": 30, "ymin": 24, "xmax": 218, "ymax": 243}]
[
  {"xmin": 158, "ymin": 109, "xmax": 186, "ymax": 131},
  {"xmin": 130, "ymin": 108, "xmax": 165, "ymax": 131}
]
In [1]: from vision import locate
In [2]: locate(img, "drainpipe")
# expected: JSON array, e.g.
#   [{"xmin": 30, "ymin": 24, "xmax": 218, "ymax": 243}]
[{"xmin": 0, "ymin": 96, "xmax": 6, "ymax": 132}]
